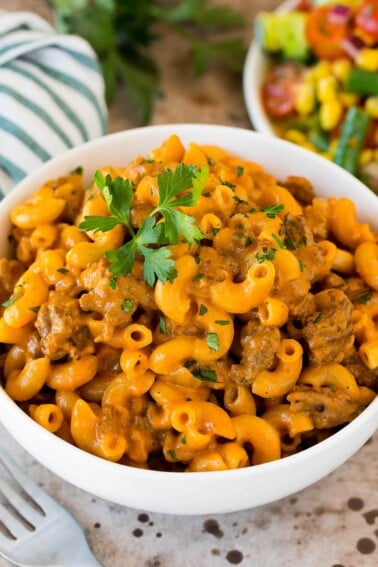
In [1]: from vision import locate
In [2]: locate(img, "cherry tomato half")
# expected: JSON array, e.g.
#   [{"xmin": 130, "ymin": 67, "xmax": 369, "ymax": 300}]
[
  {"xmin": 306, "ymin": 7, "xmax": 352, "ymax": 60},
  {"xmin": 262, "ymin": 62, "xmax": 304, "ymax": 118},
  {"xmin": 355, "ymin": 1, "xmax": 378, "ymax": 41}
]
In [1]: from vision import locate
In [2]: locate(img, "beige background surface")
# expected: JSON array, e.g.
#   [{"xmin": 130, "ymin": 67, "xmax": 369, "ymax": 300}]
[{"xmin": 0, "ymin": 1, "xmax": 377, "ymax": 566}]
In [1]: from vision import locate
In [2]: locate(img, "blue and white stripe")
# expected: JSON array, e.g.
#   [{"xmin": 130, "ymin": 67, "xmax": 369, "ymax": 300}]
[{"xmin": 0, "ymin": 11, "xmax": 107, "ymax": 196}]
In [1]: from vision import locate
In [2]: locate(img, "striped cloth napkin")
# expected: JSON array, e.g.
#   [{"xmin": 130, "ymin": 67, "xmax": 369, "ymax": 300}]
[{"xmin": 0, "ymin": 10, "xmax": 108, "ymax": 197}]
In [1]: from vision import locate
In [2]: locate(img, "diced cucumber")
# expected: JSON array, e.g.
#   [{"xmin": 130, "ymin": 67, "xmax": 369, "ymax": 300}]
[
  {"xmin": 281, "ymin": 13, "xmax": 309, "ymax": 60},
  {"xmin": 254, "ymin": 12, "xmax": 309, "ymax": 60},
  {"xmin": 255, "ymin": 12, "xmax": 283, "ymax": 53}
]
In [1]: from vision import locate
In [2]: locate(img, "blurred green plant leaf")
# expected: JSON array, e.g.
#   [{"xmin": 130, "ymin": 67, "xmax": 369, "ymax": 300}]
[{"xmin": 50, "ymin": 0, "xmax": 246, "ymax": 124}]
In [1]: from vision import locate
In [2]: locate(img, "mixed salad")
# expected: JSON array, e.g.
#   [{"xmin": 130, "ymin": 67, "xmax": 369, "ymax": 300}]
[{"xmin": 255, "ymin": 0, "xmax": 378, "ymax": 192}]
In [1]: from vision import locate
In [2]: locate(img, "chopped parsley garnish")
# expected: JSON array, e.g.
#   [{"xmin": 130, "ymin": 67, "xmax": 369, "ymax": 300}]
[
  {"xmin": 192, "ymin": 367, "xmax": 217, "ymax": 382},
  {"xmin": 56, "ymin": 267, "xmax": 69, "ymax": 274},
  {"xmin": 236, "ymin": 166, "xmax": 244, "ymax": 177},
  {"xmin": 219, "ymin": 178, "xmax": 236, "ymax": 189},
  {"xmin": 211, "ymin": 227, "xmax": 220, "ymax": 235},
  {"xmin": 70, "ymin": 165, "xmax": 83, "ymax": 175},
  {"xmin": 122, "ymin": 299, "xmax": 134, "ymax": 313},
  {"xmin": 233, "ymin": 195, "xmax": 248, "ymax": 205},
  {"xmin": 159, "ymin": 316, "xmax": 167, "ymax": 334},
  {"xmin": 215, "ymin": 320, "xmax": 230, "ymax": 326},
  {"xmin": 206, "ymin": 332, "xmax": 219, "ymax": 352},
  {"xmin": 208, "ymin": 157, "xmax": 216, "ymax": 166},
  {"xmin": 29, "ymin": 306, "xmax": 40, "ymax": 313},
  {"xmin": 2, "ymin": 290, "xmax": 21, "ymax": 308},
  {"xmin": 357, "ymin": 292, "xmax": 372, "ymax": 304},
  {"xmin": 256, "ymin": 247, "xmax": 276, "ymax": 263},
  {"xmin": 193, "ymin": 273, "xmax": 205, "ymax": 282},
  {"xmin": 298, "ymin": 259, "xmax": 305, "ymax": 272},
  {"xmin": 184, "ymin": 359, "xmax": 196, "ymax": 368},
  {"xmin": 284, "ymin": 236, "xmax": 297, "ymax": 251},
  {"xmin": 199, "ymin": 304, "xmax": 208, "ymax": 316},
  {"xmin": 180, "ymin": 436, "xmax": 187, "ymax": 445},
  {"xmin": 79, "ymin": 164, "xmax": 208, "ymax": 286},
  {"xmin": 109, "ymin": 276, "xmax": 118, "ymax": 289},
  {"xmin": 271, "ymin": 233, "xmax": 286, "ymax": 249},
  {"xmin": 262, "ymin": 204, "xmax": 284, "ymax": 218},
  {"xmin": 168, "ymin": 449, "xmax": 178, "ymax": 461},
  {"xmin": 314, "ymin": 313, "xmax": 322, "ymax": 323}
]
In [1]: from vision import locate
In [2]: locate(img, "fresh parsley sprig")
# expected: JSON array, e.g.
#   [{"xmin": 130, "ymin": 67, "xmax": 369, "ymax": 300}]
[{"xmin": 79, "ymin": 163, "xmax": 208, "ymax": 286}]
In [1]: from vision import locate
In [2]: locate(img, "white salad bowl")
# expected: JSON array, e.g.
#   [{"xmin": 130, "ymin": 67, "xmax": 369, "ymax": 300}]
[
  {"xmin": 243, "ymin": 0, "xmax": 298, "ymax": 135},
  {"xmin": 0, "ymin": 124, "xmax": 377, "ymax": 515}
]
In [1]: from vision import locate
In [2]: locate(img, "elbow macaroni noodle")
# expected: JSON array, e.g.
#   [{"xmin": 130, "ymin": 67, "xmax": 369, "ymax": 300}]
[{"xmin": 0, "ymin": 134, "xmax": 376, "ymax": 472}]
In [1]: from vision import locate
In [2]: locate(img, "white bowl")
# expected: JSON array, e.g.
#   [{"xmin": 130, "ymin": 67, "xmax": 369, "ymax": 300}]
[
  {"xmin": 243, "ymin": 0, "xmax": 299, "ymax": 135},
  {"xmin": 0, "ymin": 124, "xmax": 377, "ymax": 515}
]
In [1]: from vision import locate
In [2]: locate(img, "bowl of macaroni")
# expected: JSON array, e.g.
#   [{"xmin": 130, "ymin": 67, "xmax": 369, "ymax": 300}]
[{"xmin": 0, "ymin": 124, "xmax": 377, "ymax": 515}]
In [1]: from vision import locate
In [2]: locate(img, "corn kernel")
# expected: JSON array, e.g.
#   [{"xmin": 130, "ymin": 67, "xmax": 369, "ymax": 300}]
[
  {"xmin": 317, "ymin": 76, "xmax": 338, "ymax": 103},
  {"xmin": 313, "ymin": 61, "xmax": 332, "ymax": 79},
  {"xmin": 319, "ymin": 152, "xmax": 332, "ymax": 161},
  {"xmin": 331, "ymin": 58, "xmax": 351, "ymax": 83},
  {"xmin": 319, "ymin": 100, "xmax": 343, "ymax": 131},
  {"xmin": 284, "ymin": 129, "xmax": 307, "ymax": 145},
  {"xmin": 359, "ymin": 149, "xmax": 374, "ymax": 167},
  {"xmin": 302, "ymin": 142, "xmax": 317, "ymax": 152},
  {"xmin": 304, "ymin": 70, "xmax": 317, "ymax": 85},
  {"xmin": 356, "ymin": 49, "xmax": 378, "ymax": 72},
  {"xmin": 294, "ymin": 84, "xmax": 315, "ymax": 115},
  {"xmin": 339, "ymin": 92, "xmax": 360, "ymax": 108},
  {"xmin": 365, "ymin": 96, "xmax": 378, "ymax": 119}
]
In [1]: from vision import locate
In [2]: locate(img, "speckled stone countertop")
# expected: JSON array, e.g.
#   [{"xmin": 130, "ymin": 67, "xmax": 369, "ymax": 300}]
[{"xmin": 1, "ymin": 0, "xmax": 378, "ymax": 565}]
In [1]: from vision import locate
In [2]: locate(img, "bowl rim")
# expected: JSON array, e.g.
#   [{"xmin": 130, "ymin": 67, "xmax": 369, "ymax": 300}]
[
  {"xmin": 0, "ymin": 123, "xmax": 377, "ymax": 508},
  {"xmin": 0, "ymin": 384, "xmax": 377, "ymax": 482}
]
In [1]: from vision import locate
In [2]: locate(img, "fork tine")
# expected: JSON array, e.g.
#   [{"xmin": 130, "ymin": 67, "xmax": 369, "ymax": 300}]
[
  {"xmin": 0, "ymin": 502, "xmax": 30, "ymax": 539},
  {"xmin": 0, "ymin": 447, "xmax": 56, "ymax": 512},
  {"xmin": 0, "ymin": 476, "xmax": 44, "ymax": 527},
  {"xmin": 0, "ymin": 530, "xmax": 12, "ymax": 551}
]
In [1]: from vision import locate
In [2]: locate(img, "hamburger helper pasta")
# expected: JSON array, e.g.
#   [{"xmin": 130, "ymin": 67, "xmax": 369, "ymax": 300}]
[{"xmin": 0, "ymin": 134, "xmax": 377, "ymax": 472}]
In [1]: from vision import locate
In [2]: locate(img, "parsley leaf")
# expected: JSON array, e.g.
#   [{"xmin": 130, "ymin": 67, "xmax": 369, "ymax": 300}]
[
  {"xmin": 80, "ymin": 164, "xmax": 208, "ymax": 285},
  {"xmin": 271, "ymin": 233, "xmax": 286, "ymax": 249},
  {"xmin": 2, "ymin": 290, "xmax": 22, "ymax": 308},
  {"xmin": 206, "ymin": 332, "xmax": 219, "ymax": 352},
  {"xmin": 79, "ymin": 215, "xmax": 121, "ymax": 233},
  {"xmin": 261, "ymin": 204, "xmax": 284, "ymax": 218},
  {"xmin": 106, "ymin": 240, "xmax": 137, "ymax": 277},
  {"xmin": 159, "ymin": 315, "xmax": 167, "ymax": 334},
  {"xmin": 96, "ymin": 171, "xmax": 134, "ymax": 228},
  {"xmin": 199, "ymin": 304, "xmax": 208, "ymax": 315},
  {"xmin": 122, "ymin": 299, "xmax": 134, "ymax": 313},
  {"xmin": 256, "ymin": 247, "xmax": 276, "ymax": 263},
  {"xmin": 142, "ymin": 247, "xmax": 177, "ymax": 286},
  {"xmin": 357, "ymin": 292, "xmax": 372, "ymax": 304},
  {"xmin": 192, "ymin": 367, "xmax": 217, "ymax": 382}
]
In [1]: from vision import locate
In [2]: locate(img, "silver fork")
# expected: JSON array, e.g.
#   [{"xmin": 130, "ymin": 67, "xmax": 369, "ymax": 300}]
[{"xmin": 0, "ymin": 446, "xmax": 104, "ymax": 567}]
